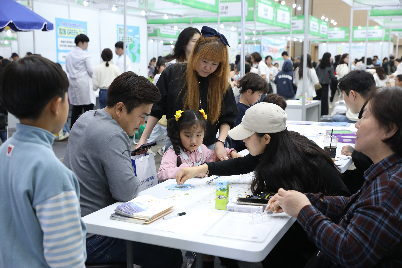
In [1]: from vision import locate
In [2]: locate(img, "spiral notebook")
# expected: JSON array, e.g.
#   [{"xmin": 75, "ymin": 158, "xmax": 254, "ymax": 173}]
[{"xmin": 110, "ymin": 195, "xmax": 173, "ymax": 225}]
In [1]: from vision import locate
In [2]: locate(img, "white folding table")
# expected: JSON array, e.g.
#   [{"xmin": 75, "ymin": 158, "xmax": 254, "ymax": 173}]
[{"xmin": 83, "ymin": 178, "xmax": 296, "ymax": 268}]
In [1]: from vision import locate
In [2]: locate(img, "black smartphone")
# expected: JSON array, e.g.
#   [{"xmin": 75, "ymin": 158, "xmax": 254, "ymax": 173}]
[
  {"xmin": 131, "ymin": 141, "xmax": 157, "ymax": 156},
  {"xmin": 236, "ymin": 198, "xmax": 268, "ymax": 205}
]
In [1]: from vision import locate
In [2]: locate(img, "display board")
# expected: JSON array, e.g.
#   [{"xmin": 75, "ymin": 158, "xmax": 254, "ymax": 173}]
[
  {"xmin": 117, "ymin": 24, "xmax": 141, "ymax": 63},
  {"xmin": 55, "ymin": 18, "xmax": 87, "ymax": 64},
  {"xmin": 261, "ymin": 37, "xmax": 286, "ymax": 60}
]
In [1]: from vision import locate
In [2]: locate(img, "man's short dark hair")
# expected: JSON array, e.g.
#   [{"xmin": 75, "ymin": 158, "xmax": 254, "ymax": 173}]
[
  {"xmin": 74, "ymin": 34, "xmax": 89, "ymax": 46},
  {"xmin": 11, "ymin": 53, "xmax": 19, "ymax": 58},
  {"xmin": 338, "ymin": 70, "xmax": 375, "ymax": 98},
  {"xmin": 373, "ymin": 55, "xmax": 378, "ymax": 59},
  {"xmin": 282, "ymin": 51, "xmax": 288, "ymax": 57},
  {"xmin": 26, "ymin": 52, "xmax": 33, "ymax": 56},
  {"xmin": 0, "ymin": 55, "xmax": 69, "ymax": 120},
  {"xmin": 396, "ymin": 75, "xmax": 402, "ymax": 83},
  {"xmin": 106, "ymin": 72, "xmax": 161, "ymax": 113},
  {"xmin": 115, "ymin": 41, "xmax": 124, "ymax": 49}
]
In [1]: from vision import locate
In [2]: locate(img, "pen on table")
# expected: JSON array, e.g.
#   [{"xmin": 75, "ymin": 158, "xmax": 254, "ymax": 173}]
[{"xmin": 163, "ymin": 212, "xmax": 186, "ymax": 220}]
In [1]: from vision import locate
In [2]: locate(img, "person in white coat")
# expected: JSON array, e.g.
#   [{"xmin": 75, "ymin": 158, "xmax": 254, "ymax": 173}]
[
  {"xmin": 92, "ymin": 48, "xmax": 121, "ymax": 109},
  {"xmin": 114, "ymin": 41, "xmax": 132, "ymax": 73},
  {"xmin": 251, "ymin": 52, "xmax": 270, "ymax": 89},
  {"xmin": 65, "ymin": 34, "xmax": 94, "ymax": 128}
]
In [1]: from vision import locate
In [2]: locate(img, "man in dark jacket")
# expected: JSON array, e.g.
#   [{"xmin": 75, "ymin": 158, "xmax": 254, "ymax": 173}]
[
  {"xmin": 274, "ymin": 59, "xmax": 294, "ymax": 99},
  {"xmin": 383, "ymin": 53, "xmax": 396, "ymax": 75}
]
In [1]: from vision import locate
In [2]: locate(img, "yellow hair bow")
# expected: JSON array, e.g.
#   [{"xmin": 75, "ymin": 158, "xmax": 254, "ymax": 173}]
[
  {"xmin": 174, "ymin": 110, "xmax": 183, "ymax": 121},
  {"xmin": 199, "ymin": 109, "xmax": 208, "ymax": 121}
]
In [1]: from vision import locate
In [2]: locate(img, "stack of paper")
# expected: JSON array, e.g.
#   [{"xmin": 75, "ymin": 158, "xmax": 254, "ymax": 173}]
[{"xmin": 110, "ymin": 195, "xmax": 173, "ymax": 225}]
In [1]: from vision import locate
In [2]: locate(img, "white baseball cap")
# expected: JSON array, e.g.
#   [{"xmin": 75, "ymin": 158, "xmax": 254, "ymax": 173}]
[{"xmin": 228, "ymin": 102, "xmax": 287, "ymax": 140}]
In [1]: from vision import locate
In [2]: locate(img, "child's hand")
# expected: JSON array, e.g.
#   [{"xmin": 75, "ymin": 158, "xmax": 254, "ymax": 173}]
[
  {"xmin": 230, "ymin": 152, "xmax": 242, "ymax": 159},
  {"xmin": 176, "ymin": 165, "xmax": 208, "ymax": 185}
]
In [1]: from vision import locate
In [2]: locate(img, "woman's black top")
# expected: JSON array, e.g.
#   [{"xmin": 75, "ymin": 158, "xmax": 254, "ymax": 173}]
[
  {"xmin": 207, "ymin": 137, "xmax": 350, "ymax": 197},
  {"xmin": 151, "ymin": 63, "xmax": 238, "ymax": 146}
]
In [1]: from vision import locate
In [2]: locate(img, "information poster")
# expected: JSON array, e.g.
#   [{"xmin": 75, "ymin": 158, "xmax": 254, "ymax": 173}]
[
  {"xmin": 261, "ymin": 37, "xmax": 287, "ymax": 60},
  {"xmin": 55, "ymin": 18, "xmax": 87, "ymax": 64},
  {"xmin": 117, "ymin": 24, "xmax": 141, "ymax": 63}
]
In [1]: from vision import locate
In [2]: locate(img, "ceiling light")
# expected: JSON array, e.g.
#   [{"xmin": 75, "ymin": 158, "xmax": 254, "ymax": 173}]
[
  {"xmin": 164, "ymin": 14, "xmax": 168, "ymax": 19},
  {"xmin": 220, "ymin": 24, "xmax": 225, "ymax": 29},
  {"xmin": 174, "ymin": 26, "xmax": 177, "ymax": 30},
  {"xmin": 333, "ymin": 22, "xmax": 337, "ymax": 25},
  {"xmin": 112, "ymin": 5, "xmax": 117, "ymax": 11},
  {"xmin": 380, "ymin": 42, "xmax": 383, "ymax": 45},
  {"xmin": 150, "ymin": 39, "xmax": 153, "ymax": 42},
  {"xmin": 282, "ymin": 36, "xmax": 285, "ymax": 40},
  {"xmin": 171, "ymin": 45, "xmax": 174, "ymax": 48},
  {"xmin": 245, "ymin": 36, "xmax": 249, "ymax": 39},
  {"xmin": 321, "ymin": 15, "xmax": 325, "ymax": 20},
  {"xmin": 300, "ymin": 39, "xmax": 302, "ymax": 42},
  {"xmin": 281, "ymin": 1, "xmax": 285, "ymax": 5},
  {"xmin": 253, "ymin": 31, "xmax": 255, "ymax": 34},
  {"xmin": 358, "ymin": 26, "xmax": 361, "ymax": 29},
  {"xmin": 254, "ymin": 44, "xmax": 257, "ymax": 46},
  {"xmin": 342, "ymin": 43, "xmax": 345, "ymax": 45},
  {"xmin": 141, "ymin": 10, "xmax": 146, "ymax": 16},
  {"xmin": 297, "ymin": 5, "xmax": 301, "ymax": 10},
  {"xmin": 238, "ymin": 44, "xmax": 241, "ymax": 47},
  {"xmin": 294, "ymin": 38, "xmax": 297, "ymax": 41},
  {"xmin": 287, "ymin": 37, "xmax": 291, "ymax": 40},
  {"xmin": 360, "ymin": 42, "xmax": 363, "ymax": 44},
  {"xmin": 292, "ymin": 3, "xmax": 296, "ymax": 8},
  {"xmin": 83, "ymin": 0, "xmax": 88, "ymax": 6},
  {"xmin": 252, "ymin": 37, "xmax": 255, "ymax": 40},
  {"xmin": 160, "ymin": 41, "xmax": 163, "ymax": 44},
  {"xmin": 330, "ymin": 19, "xmax": 334, "ymax": 23},
  {"xmin": 170, "ymin": 41, "xmax": 173, "ymax": 44},
  {"xmin": 375, "ymin": 26, "xmax": 378, "ymax": 29},
  {"xmin": 323, "ymin": 43, "xmax": 326, "ymax": 46},
  {"xmin": 325, "ymin": 18, "xmax": 328, "ymax": 22},
  {"xmin": 335, "ymin": 27, "xmax": 338, "ymax": 30},
  {"xmin": 4, "ymin": 41, "xmax": 8, "ymax": 44}
]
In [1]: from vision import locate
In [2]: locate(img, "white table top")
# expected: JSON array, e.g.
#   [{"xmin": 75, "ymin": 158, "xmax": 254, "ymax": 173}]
[
  {"xmin": 286, "ymin": 121, "xmax": 356, "ymax": 173},
  {"xmin": 83, "ymin": 177, "xmax": 295, "ymax": 262},
  {"xmin": 286, "ymin": 100, "xmax": 321, "ymax": 108}
]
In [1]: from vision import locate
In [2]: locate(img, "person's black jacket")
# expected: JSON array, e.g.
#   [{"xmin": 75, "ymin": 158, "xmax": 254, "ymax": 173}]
[
  {"xmin": 383, "ymin": 60, "xmax": 396, "ymax": 75},
  {"xmin": 207, "ymin": 134, "xmax": 350, "ymax": 197},
  {"xmin": 274, "ymin": 59, "xmax": 294, "ymax": 99},
  {"xmin": 153, "ymin": 63, "xmax": 238, "ymax": 146}
]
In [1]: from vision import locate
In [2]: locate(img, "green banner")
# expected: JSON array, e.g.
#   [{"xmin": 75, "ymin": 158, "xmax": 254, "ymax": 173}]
[
  {"xmin": 291, "ymin": 15, "xmax": 304, "ymax": 34},
  {"xmin": 370, "ymin": 9, "xmax": 402, "ymax": 17},
  {"xmin": 162, "ymin": 0, "xmax": 218, "ymax": 13},
  {"xmin": 147, "ymin": 18, "xmax": 192, "ymax": 25},
  {"xmin": 275, "ymin": 3, "xmax": 291, "ymax": 29},
  {"xmin": 147, "ymin": 27, "xmax": 179, "ymax": 38},
  {"xmin": 255, "ymin": 0, "xmax": 275, "ymax": 26},
  {"xmin": 352, "ymin": 26, "xmax": 392, "ymax": 41},
  {"xmin": 328, "ymin": 27, "xmax": 349, "ymax": 42}
]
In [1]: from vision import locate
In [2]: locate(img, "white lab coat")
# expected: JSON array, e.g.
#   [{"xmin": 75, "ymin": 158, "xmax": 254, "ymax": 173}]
[
  {"xmin": 65, "ymin": 47, "xmax": 94, "ymax": 105},
  {"xmin": 116, "ymin": 54, "xmax": 132, "ymax": 73}
]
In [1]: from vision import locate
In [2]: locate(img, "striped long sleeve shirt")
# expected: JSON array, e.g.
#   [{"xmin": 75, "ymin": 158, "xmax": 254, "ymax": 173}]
[
  {"xmin": 298, "ymin": 153, "xmax": 402, "ymax": 268},
  {"xmin": 0, "ymin": 124, "xmax": 86, "ymax": 268}
]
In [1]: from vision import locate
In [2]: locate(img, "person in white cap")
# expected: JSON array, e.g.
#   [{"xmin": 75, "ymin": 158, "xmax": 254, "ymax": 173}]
[{"xmin": 176, "ymin": 102, "xmax": 349, "ymax": 267}]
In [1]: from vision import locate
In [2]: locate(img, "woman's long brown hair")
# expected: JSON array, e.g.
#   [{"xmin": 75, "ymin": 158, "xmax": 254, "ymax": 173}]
[{"xmin": 183, "ymin": 35, "xmax": 230, "ymax": 124}]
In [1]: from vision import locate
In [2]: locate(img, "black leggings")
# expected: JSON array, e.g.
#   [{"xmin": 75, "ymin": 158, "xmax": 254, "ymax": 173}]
[
  {"xmin": 314, "ymin": 84, "xmax": 329, "ymax": 116},
  {"xmin": 71, "ymin": 104, "xmax": 94, "ymax": 129}
]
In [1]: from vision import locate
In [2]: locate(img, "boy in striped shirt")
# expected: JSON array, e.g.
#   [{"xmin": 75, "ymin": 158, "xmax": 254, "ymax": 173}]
[{"xmin": 0, "ymin": 56, "xmax": 86, "ymax": 267}]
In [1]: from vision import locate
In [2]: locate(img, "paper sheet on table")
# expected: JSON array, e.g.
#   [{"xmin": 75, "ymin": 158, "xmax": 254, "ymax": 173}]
[
  {"xmin": 148, "ymin": 208, "xmax": 224, "ymax": 235},
  {"xmin": 204, "ymin": 212, "xmax": 282, "ymax": 242}
]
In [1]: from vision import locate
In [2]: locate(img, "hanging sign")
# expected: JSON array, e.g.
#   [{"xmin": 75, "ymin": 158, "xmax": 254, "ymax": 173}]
[{"xmin": 55, "ymin": 18, "xmax": 87, "ymax": 64}]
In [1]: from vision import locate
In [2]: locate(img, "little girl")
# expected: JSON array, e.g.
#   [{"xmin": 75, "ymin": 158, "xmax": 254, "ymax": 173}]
[{"xmin": 158, "ymin": 109, "xmax": 240, "ymax": 182}]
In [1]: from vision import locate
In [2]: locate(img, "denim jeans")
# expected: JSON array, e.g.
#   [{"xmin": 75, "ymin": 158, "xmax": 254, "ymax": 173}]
[
  {"xmin": 86, "ymin": 235, "xmax": 183, "ymax": 268},
  {"xmin": 99, "ymin": 89, "xmax": 107, "ymax": 109},
  {"xmin": 0, "ymin": 131, "xmax": 7, "ymax": 142},
  {"xmin": 62, "ymin": 121, "xmax": 70, "ymax": 134},
  {"xmin": 332, "ymin": 115, "xmax": 356, "ymax": 123}
]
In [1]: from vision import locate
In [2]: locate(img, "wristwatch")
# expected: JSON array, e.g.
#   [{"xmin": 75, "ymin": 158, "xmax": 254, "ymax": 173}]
[{"xmin": 216, "ymin": 139, "xmax": 225, "ymax": 144}]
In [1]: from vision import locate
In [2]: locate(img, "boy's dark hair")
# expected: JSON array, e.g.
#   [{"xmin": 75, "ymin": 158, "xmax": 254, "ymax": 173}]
[
  {"xmin": 338, "ymin": 70, "xmax": 375, "ymax": 98},
  {"xmin": 74, "ymin": 34, "xmax": 89, "ymax": 46},
  {"xmin": 282, "ymin": 51, "xmax": 288, "ymax": 57},
  {"xmin": 238, "ymin": 73, "xmax": 269, "ymax": 94},
  {"xmin": 366, "ymin": 87, "xmax": 402, "ymax": 156},
  {"xmin": 11, "ymin": 53, "xmax": 19, "ymax": 58},
  {"xmin": 396, "ymin": 74, "xmax": 402, "ymax": 83},
  {"xmin": 251, "ymin": 52, "xmax": 262, "ymax": 63},
  {"xmin": 101, "ymin": 48, "xmax": 113, "ymax": 67},
  {"xmin": 115, "ymin": 41, "xmax": 124, "ymax": 49},
  {"xmin": 167, "ymin": 110, "xmax": 207, "ymax": 166},
  {"xmin": 0, "ymin": 55, "xmax": 68, "ymax": 120},
  {"xmin": 262, "ymin": 94, "xmax": 287, "ymax": 110},
  {"xmin": 106, "ymin": 72, "xmax": 161, "ymax": 113},
  {"xmin": 154, "ymin": 57, "xmax": 167, "ymax": 76},
  {"xmin": 245, "ymin": 63, "xmax": 251, "ymax": 74},
  {"xmin": 26, "ymin": 52, "xmax": 33, "ymax": 56}
]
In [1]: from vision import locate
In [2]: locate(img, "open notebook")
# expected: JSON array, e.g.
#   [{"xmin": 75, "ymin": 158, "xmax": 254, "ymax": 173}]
[{"xmin": 110, "ymin": 195, "xmax": 173, "ymax": 225}]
